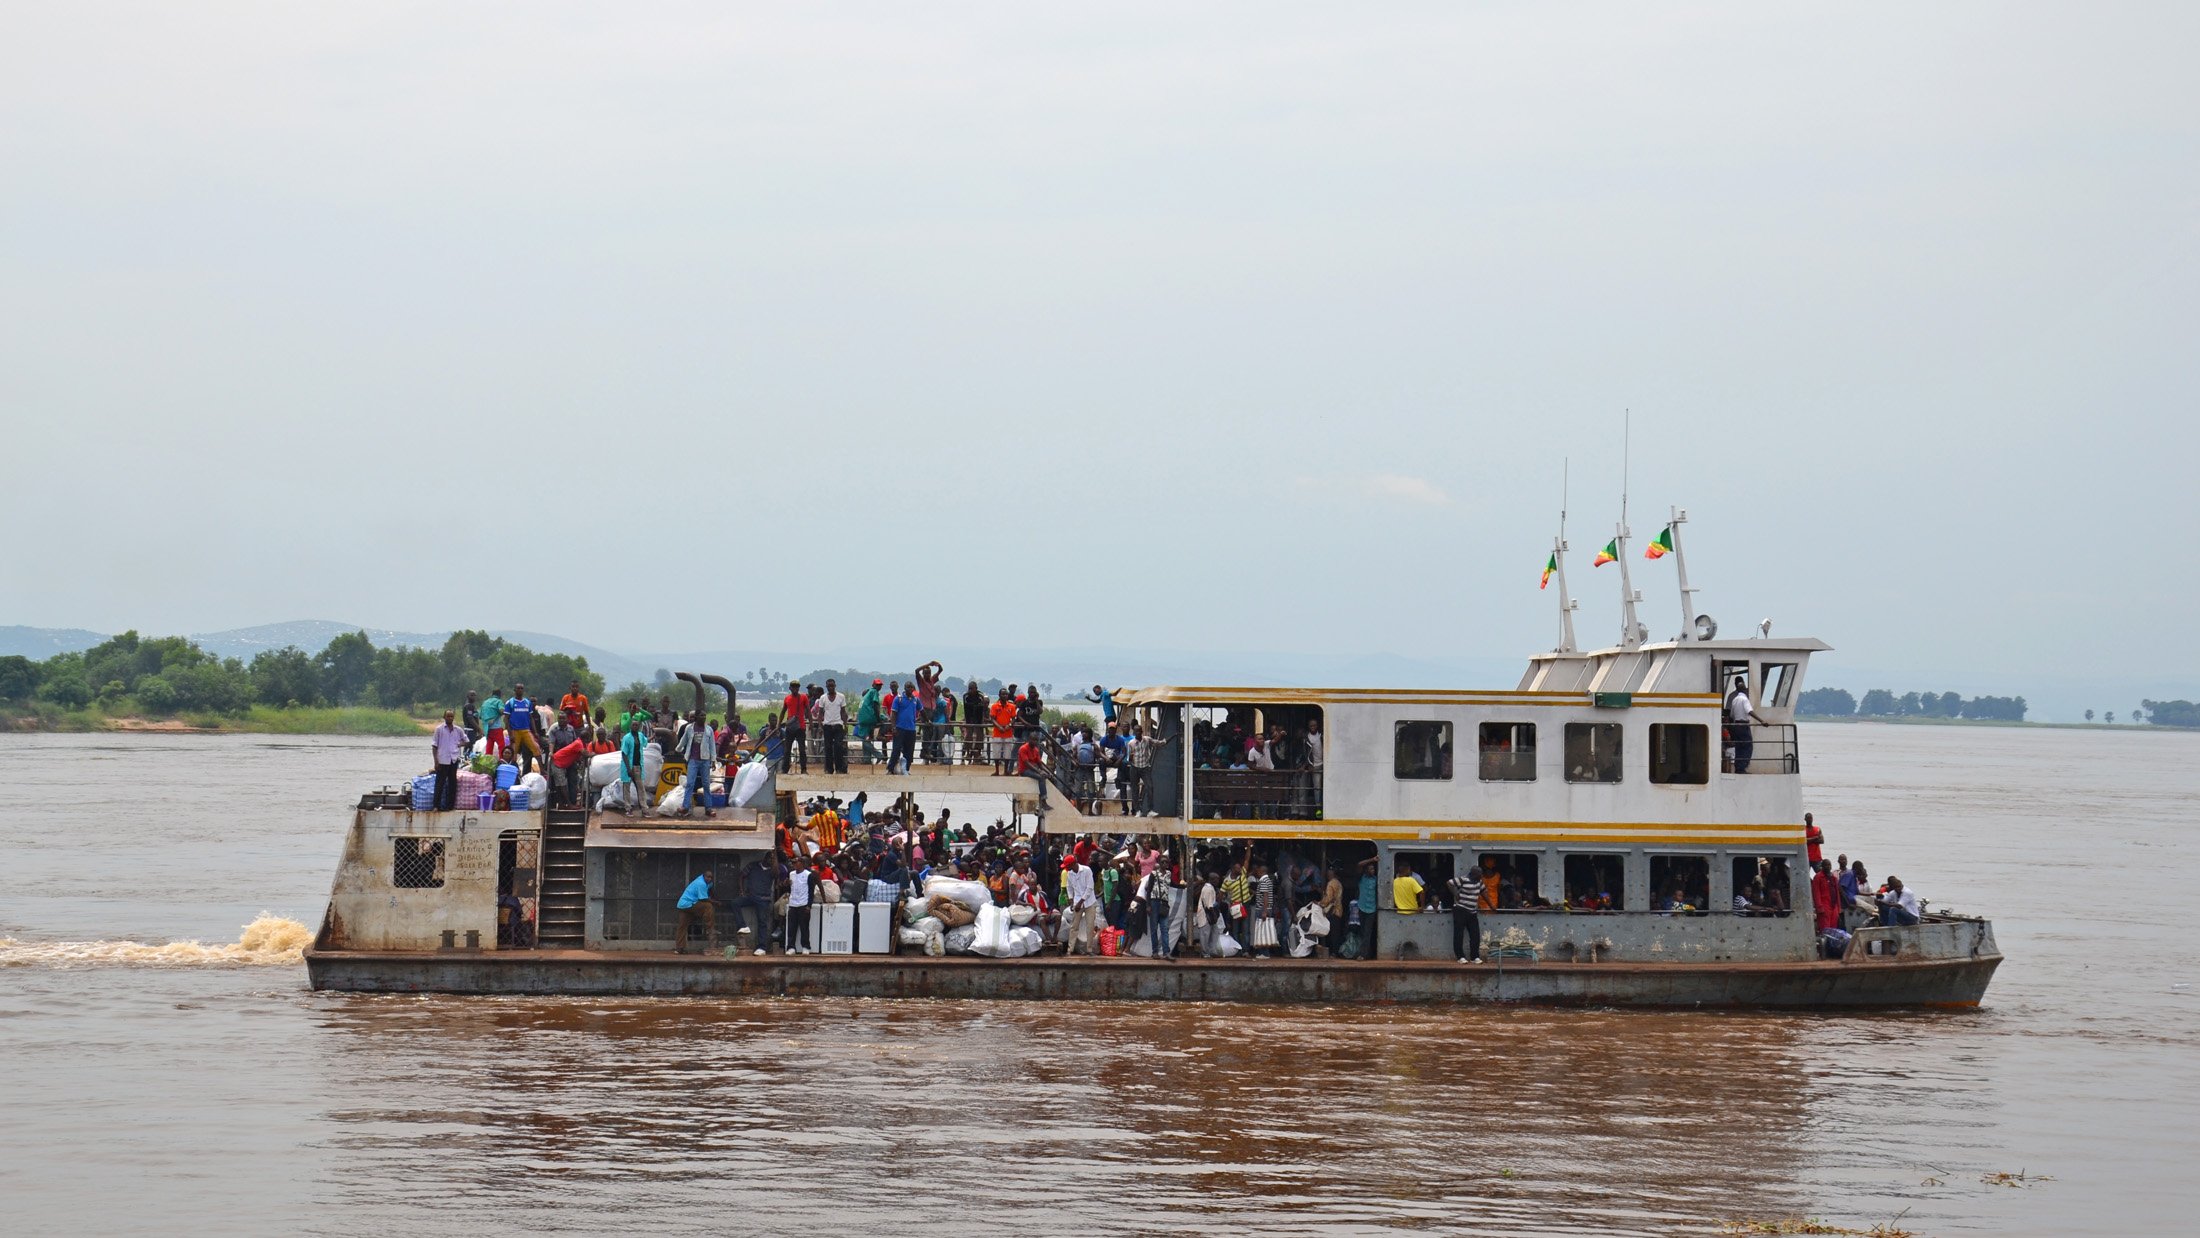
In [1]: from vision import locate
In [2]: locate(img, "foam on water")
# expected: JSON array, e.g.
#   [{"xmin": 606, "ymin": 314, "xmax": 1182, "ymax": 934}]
[{"xmin": 0, "ymin": 914, "xmax": 312, "ymax": 968}]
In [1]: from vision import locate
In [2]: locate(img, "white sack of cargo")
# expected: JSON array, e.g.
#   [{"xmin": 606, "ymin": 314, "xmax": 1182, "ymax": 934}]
[
  {"xmin": 943, "ymin": 925, "xmax": 978, "ymax": 955},
  {"xmin": 657, "ymin": 784, "xmax": 689, "ymax": 815},
  {"xmin": 640, "ymin": 743, "xmax": 663, "ymax": 791},
  {"xmin": 925, "ymin": 931, "xmax": 946, "ymax": 957},
  {"xmin": 923, "ymin": 876, "xmax": 994, "ymax": 915},
  {"xmin": 728, "ymin": 758, "xmax": 773, "ymax": 809},
  {"xmin": 911, "ymin": 916, "xmax": 945, "ymax": 937},
  {"xmin": 1006, "ymin": 904, "xmax": 1036, "ymax": 927},
  {"xmin": 898, "ymin": 927, "xmax": 932, "ymax": 948},
  {"xmin": 517, "ymin": 772, "xmax": 549, "ymax": 804},
  {"xmin": 1212, "ymin": 931, "xmax": 1243, "ymax": 958},
  {"xmin": 588, "ymin": 753, "xmax": 622, "ymax": 787},
  {"xmin": 969, "ymin": 903, "xmax": 1015, "ymax": 957},
  {"xmin": 1006, "ymin": 926, "xmax": 1044, "ymax": 957},
  {"xmin": 597, "ymin": 782, "xmax": 635, "ymax": 812}
]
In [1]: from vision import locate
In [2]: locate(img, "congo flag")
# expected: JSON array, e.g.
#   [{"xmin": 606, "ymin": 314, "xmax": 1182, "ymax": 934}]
[
  {"xmin": 1645, "ymin": 527, "xmax": 1673, "ymax": 560},
  {"xmin": 1592, "ymin": 539, "xmax": 1618, "ymax": 567},
  {"xmin": 1540, "ymin": 553, "xmax": 1557, "ymax": 590}
]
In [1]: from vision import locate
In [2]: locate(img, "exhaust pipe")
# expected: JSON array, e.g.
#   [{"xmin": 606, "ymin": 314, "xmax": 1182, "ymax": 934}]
[{"xmin": 673, "ymin": 672, "xmax": 706, "ymax": 718}]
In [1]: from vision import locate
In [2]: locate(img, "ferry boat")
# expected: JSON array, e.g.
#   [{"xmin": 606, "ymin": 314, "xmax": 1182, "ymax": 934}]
[{"xmin": 304, "ymin": 513, "xmax": 2001, "ymax": 1007}]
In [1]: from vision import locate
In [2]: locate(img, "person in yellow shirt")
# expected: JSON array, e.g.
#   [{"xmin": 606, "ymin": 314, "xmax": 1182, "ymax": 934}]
[
  {"xmin": 810, "ymin": 805, "xmax": 842, "ymax": 852},
  {"xmin": 1392, "ymin": 858, "xmax": 1427, "ymax": 915}
]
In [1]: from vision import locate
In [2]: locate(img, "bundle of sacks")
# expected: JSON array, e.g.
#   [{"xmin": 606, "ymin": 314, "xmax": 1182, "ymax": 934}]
[{"xmin": 904, "ymin": 875, "xmax": 1043, "ymax": 958}]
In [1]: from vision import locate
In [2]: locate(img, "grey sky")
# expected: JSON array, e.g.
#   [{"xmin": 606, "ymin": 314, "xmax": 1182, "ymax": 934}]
[{"xmin": 4, "ymin": 3, "xmax": 2195, "ymax": 696}]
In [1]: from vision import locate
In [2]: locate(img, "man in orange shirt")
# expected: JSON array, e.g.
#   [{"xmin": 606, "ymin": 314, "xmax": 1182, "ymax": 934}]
[
  {"xmin": 780, "ymin": 682, "xmax": 810, "ymax": 773},
  {"xmin": 560, "ymin": 681, "xmax": 590, "ymax": 729},
  {"xmin": 988, "ymin": 689, "xmax": 1019, "ymax": 777}
]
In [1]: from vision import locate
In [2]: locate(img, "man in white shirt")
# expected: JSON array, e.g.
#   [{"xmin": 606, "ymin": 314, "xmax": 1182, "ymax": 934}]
[
  {"xmin": 1876, "ymin": 876, "xmax": 1921, "ymax": 927},
  {"xmin": 430, "ymin": 710, "xmax": 469, "ymax": 811},
  {"xmin": 815, "ymin": 678, "xmax": 849, "ymax": 774},
  {"xmin": 1062, "ymin": 858, "xmax": 1098, "ymax": 955},
  {"xmin": 1726, "ymin": 677, "xmax": 1761, "ymax": 773}
]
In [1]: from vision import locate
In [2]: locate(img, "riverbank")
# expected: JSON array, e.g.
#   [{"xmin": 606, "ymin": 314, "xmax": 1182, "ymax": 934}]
[
  {"xmin": 0, "ymin": 705, "xmax": 429, "ymax": 737},
  {"xmin": 1799, "ymin": 715, "xmax": 2194, "ymax": 732}
]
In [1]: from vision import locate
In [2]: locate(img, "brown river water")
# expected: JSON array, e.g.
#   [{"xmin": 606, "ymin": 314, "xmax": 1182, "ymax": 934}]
[{"xmin": 1, "ymin": 725, "xmax": 2194, "ymax": 1236}]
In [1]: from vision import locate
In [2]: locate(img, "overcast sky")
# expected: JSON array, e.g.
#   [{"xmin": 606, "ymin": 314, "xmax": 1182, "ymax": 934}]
[{"xmin": 4, "ymin": 3, "xmax": 2194, "ymax": 693}]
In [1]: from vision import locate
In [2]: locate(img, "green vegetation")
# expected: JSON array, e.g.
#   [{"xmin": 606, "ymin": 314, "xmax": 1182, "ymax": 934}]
[
  {"xmin": 0, "ymin": 629, "xmax": 602, "ymax": 735},
  {"xmin": 2139, "ymin": 699, "xmax": 2199, "ymax": 728},
  {"xmin": 1800, "ymin": 687, "xmax": 2027, "ymax": 722}
]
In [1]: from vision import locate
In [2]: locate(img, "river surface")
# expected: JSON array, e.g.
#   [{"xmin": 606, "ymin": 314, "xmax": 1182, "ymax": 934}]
[{"xmin": 1, "ymin": 725, "xmax": 2194, "ymax": 1236}]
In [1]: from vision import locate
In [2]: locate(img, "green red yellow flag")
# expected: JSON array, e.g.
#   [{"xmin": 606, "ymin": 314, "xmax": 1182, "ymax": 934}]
[
  {"xmin": 1645, "ymin": 526, "xmax": 1673, "ymax": 560},
  {"xmin": 1540, "ymin": 553, "xmax": 1557, "ymax": 590},
  {"xmin": 1592, "ymin": 539, "xmax": 1618, "ymax": 567}
]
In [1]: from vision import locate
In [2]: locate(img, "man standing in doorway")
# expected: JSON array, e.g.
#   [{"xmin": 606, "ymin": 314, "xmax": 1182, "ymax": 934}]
[
  {"xmin": 1726, "ymin": 676, "xmax": 1760, "ymax": 774},
  {"xmin": 430, "ymin": 709, "xmax": 468, "ymax": 811}
]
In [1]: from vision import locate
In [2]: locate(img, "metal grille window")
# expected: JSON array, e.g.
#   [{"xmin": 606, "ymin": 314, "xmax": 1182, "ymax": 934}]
[
  {"xmin": 601, "ymin": 850, "xmax": 711, "ymax": 942},
  {"xmin": 392, "ymin": 836, "xmax": 447, "ymax": 889},
  {"xmin": 1650, "ymin": 855, "xmax": 1711, "ymax": 913},
  {"xmin": 1563, "ymin": 723, "xmax": 1623, "ymax": 783}
]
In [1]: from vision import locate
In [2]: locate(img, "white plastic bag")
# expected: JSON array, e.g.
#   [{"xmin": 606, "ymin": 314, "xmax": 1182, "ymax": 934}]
[
  {"xmin": 970, "ymin": 904, "xmax": 1014, "ymax": 957},
  {"xmin": 1300, "ymin": 903, "xmax": 1330, "ymax": 938},
  {"xmin": 912, "ymin": 916, "xmax": 945, "ymax": 937},
  {"xmin": 922, "ymin": 876, "xmax": 994, "ymax": 915},
  {"xmin": 944, "ymin": 925, "xmax": 978, "ymax": 954},
  {"xmin": 898, "ymin": 927, "xmax": 932, "ymax": 947},
  {"xmin": 588, "ymin": 752, "xmax": 622, "ymax": 788},
  {"xmin": 1007, "ymin": 904, "xmax": 1036, "ymax": 926},
  {"xmin": 517, "ymin": 772, "xmax": 549, "ymax": 804},
  {"xmin": 729, "ymin": 758, "xmax": 773, "ymax": 809},
  {"xmin": 657, "ymin": 784, "xmax": 689, "ymax": 815},
  {"xmin": 639, "ymin": 742, "xmax": 663, "ymax": 793},
  {"xmin": 1213, "ymin": 931, "xmax": 1243, "ymax": 958},
  {"xmin": 596, "ymin": 781, "xmax": 633, "ymax": 812},
  {"xmin": 1007, "ymin": 926, "xmax": 1044, "ymax": 957}
]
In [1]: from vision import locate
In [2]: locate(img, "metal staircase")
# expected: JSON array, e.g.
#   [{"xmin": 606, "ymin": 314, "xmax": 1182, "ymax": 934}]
[{"xmin": 538, "ymin": 808, "xmax": 589, "ymax": 948}]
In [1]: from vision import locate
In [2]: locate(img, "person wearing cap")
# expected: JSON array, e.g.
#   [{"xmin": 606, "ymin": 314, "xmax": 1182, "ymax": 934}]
[{"xmin": 430, "ymin": 710, "xmax": 468, "ymax": 811}]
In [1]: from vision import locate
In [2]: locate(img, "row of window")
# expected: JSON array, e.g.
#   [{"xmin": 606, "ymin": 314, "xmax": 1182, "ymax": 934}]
[
  {"xmin": 1394, "ymin": 851, "xmax": 1795, "ymax": 914},
  {"xmin": 1393, "ymin": 720, "xmax": 1710, "ymax": 785}
]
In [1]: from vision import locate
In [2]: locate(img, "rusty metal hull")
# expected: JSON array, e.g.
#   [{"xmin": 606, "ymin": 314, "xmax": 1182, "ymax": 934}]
[{"xmin": 304, "ymin": 948, "xmax": 1999, "ymax": 1008}]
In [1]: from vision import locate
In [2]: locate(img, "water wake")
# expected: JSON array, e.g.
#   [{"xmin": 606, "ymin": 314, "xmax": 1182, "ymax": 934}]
[{"xmin": 0, "ymin": 914, "xmax": 312, "ymax": 968}]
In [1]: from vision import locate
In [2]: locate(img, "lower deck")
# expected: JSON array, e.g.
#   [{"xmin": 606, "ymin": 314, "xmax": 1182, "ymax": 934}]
[{"xmin": 304, "ymin": 944, "xmax": 1998, "ymax": 1007}]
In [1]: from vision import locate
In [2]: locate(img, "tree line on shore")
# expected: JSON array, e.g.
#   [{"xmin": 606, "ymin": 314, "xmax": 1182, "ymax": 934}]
[
  {"xmin": 1799, "ymin": 688, "xmax": 2200, "ymax": 726},
  {"xmin": 0, "ymin": 629, "xmax": 602, "ymax": 719}
]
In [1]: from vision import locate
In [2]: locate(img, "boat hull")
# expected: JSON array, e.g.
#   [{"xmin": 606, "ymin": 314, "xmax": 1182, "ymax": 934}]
[{"xmin": 304, "ymin": 948, "xmax": 1999, "ymax": 1008}]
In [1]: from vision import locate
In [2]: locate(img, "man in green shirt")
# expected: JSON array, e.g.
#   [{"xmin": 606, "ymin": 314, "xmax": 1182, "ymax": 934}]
[{"xmin": 480, "ymin": 692, "xmax": 506, "ymax": 758}]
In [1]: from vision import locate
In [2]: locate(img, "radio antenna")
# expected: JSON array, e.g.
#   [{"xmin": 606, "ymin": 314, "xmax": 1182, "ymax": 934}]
[{"xmin": 1552, "ymin": 458, "xmax": 1578, "ymax": 653}]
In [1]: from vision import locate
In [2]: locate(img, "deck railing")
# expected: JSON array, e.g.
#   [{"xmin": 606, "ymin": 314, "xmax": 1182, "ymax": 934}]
[{"xmin": 1724, "ymin": 723, "xmax": 1800, "ymax": 775}]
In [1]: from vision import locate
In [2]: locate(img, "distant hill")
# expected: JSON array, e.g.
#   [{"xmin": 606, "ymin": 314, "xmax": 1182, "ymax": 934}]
[
  {"xmin": 0, "ymin": 626, "xmax": 108, "ymax": 659},
  {"xmin": 187, "ymin": 620, "xmax": 450, "ymax": 661}
]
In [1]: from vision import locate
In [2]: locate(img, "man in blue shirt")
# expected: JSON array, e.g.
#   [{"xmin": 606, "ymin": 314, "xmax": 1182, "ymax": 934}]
[
  {"xmin": 674, "ymin": 870, "xmax": 715, "ymax": 954},
  {"xmin": 889, "ymin": 688, "xmax": 921, "ymax": 774},
  {"xmin": 505, "ymin": 683, "xmax": 541, "ymax": 776},
  {"xmin": 1085, "ymin": 684, "xmax": 1116, "ymax": 725}
]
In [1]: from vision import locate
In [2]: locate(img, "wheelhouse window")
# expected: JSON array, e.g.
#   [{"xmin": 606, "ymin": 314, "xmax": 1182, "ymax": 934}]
[
  {"xmin": 1394, "ymin": 720, "xmax": 1454, "ymax": 780},
  {"xmin": 1562, "ymin": 853, "xmax": 1627, "ymax": 910},
  {"xmin": 1649, "ymin": 855, "xmax": 1711, "ymax": 913},
  {"xmin": 1471, "ymin": 852, "xmax": 1545, "ymax": 909},
  {"xmin": 1648, "ymin": 723, "xmax": 1710, "ymax": 784},
  {"xmin": 1762, "ymin": 663, "xmax": 1797, "ymax": 708},
  {"xmin": 1730, "ymin": 855, "xmax": 1796, "ymax": 917},
  {"xmin": 1478, "ymin": 722, "xmax": 1536, "ymax": 782},
  {"xmin": 1563, "ymin": 723, "xmax": 1622, "ymax": 783}
]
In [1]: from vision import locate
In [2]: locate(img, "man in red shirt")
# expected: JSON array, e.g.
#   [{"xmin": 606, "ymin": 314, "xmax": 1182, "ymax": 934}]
[
  {"xmin": 988, "ymin": 690, "xmax": 1019, "ymax": 777},
  {"xmin": 1811, "ymin": 859, "xmax": 1840, "ymax": 934},
  {"xmin": 780, "ymin": 681, "xmax": 809, "ymax": 773},
  {"xmin": 1016, "ymin": 736, "xmax": 1045, "ymax": 776}
]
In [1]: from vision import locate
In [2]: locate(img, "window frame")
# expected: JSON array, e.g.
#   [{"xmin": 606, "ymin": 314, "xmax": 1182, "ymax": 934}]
[
  {"xmin": 391, "ymin": 834, "xmax": 449, "ymax": 889},
  {"xmin": 1561, "ymin": 852, "xmax": 1629, "ymax": 911},
  {"xmin": 1470, "ymin": 851, "xmax": 1545, "ymax": 910},
  {"xmin": 1393, "ymin": 719, "xmax": 1455, "ymax": 781},
  {"xmin": 1648, "ymin": 854, "xmax": 1712, "ymax": 915},
  {"xmin": 1761, "ymin": 663, "xmax": 1798, "ymax": 708},
  {"xmin": 1563, "ymin": 721, "xmax": 1624, "ymax": 784},
  {"xmin": 1648, "ymin": 722, "xmax": 1710, "ymax": 785},
  {"xmin": 1476, "ymin": 721, "xmax": 1537, "ymax": 783}
]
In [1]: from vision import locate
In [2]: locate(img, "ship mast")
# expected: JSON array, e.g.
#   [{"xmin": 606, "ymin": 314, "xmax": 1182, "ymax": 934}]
[
  {"xmin": 1667, "ymin": 504, "xmax": 1700, "ymax": 642},
  {"xmin": 1552, "ymin": 460, "xmax": 1578, "ymax": 653},
  {"xmin": 1615, "ymin": 412, "xmax": 1644, "ymax": 649}
]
